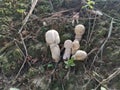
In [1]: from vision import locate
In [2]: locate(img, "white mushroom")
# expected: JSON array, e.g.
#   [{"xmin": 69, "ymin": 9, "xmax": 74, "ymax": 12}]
[
  {"xmin": 72, "ymin": 50, "xmax": 87, "ymax": 61},
  {"xmin": 63, "ymin": 40, "xmax": 73, "ymax": 60},
  {"xmin": 43, "ymin": 21, "xmax": 47, "ymax": 26},
  {"xmin": 45, "ymin": 30, "xmax": 60, "ymax": 62},
  {"xmin": 45, "ymin": 30, "xmax": 60, "ymax": 45},
  {"xmin": 74, "ymin": 24, "xmax": 85, "ymax": 41},
  {"xmin": 72, "ymin": 40, "xmax": 80, "ymax": 55},
  {"xmin": 50, "ymin": 44, "xmax": 60, "ymax": 62}
]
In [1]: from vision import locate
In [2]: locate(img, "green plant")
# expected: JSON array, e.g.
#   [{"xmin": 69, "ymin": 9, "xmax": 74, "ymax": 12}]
[
  {"xmin": 47, "ymin": 63, "xmax": 54, "ymax": 68},
  {"xmin": 10, "ymin": 88, "xmax": 20, "ymax": 90},
  {"xmin": 26, "ymin": 67, "xmax": 39, "ymax": 78},
  {"xmin": 64, "ymin": 58, "xmax": 75, "ymax": 69},
  {"xmin": 82, "ymin": 0, "xmax": 95, "ymax": 9}
]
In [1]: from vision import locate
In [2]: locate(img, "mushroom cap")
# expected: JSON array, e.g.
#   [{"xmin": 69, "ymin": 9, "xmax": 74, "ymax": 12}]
[
  {"xmin": 73, "ymin": 50, "xmax": 87, "ymax": 60},
  {"xmin": 72, "ymin": 40, "xmax": 80, "ymax": 50},
  {"xmin": 45, "ymin": 30, "xmax": 60, "ymax": 45},
  {"xmin": 64, "ymin": 40, "xmax": 73, "ymax": 48},
  {"xmin": 74, "ymin": 24, "xmax": 85, "ymax": 35}
]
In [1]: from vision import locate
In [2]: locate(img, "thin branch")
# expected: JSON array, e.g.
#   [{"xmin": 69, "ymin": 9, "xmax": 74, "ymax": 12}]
[
  {"xmin": 87, "ymin": 47, "xmax": 98, "ymax": 56},
  {"xmin": 0, "ymin": 41, "xmax": 14, "ymax": 54},
  {"xmin": 14, "ymin": 0, "xmax": 38, "ymax": 80},
  {"xmin": 18, "ymin": 0, "xmax": 38, "ymax": 33},
  {"xmin": 90, "ymin": 18, "xmax": 114, "ymax": 70},
  {"xmin": 46, "ymin": 62, "xmax": 59, "ymax": 90},
  {"xmin": 103, "ymin": 12, "xmax": 120, "ymax": 22},
  {"xmin": 101, "ymin": 68, "xmax": 120, "ymax": 84},
  {"xmin": 94, "ymin": 68, "xmax": 120, "ymax": 90},
  {"xmin": 14, "ymin": 39, "xmax": 26, "ymax": 58},
  {"xmin": 49, "ymin": 0, "xmax": 54, "ymax": 11},
  {"xmin": 15, "ymin": 57, "xmax": 27, "ymax": 80},
  {"xmin": 88, "ymin": 14, "xmax": 97, "ymax": 43},
  {"xmin": 20, "ymin": 33, "xmax": 28, "ymax": 56},
  {"xmin": 14, "ymin": 38, "xmax": 31, "ymax": 80}
]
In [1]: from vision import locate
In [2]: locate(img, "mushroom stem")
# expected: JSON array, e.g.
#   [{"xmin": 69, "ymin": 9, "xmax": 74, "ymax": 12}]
[
  {"xmin": 50, "ymin": 44, "xmax": 60, "ymax": 62},
  {"xmin": 63, "ymin": 40, "xmax": 73, "ymax": 60},
  {"xmin": 75, "ymin": 34, "xmax": 82, "ymax": 41},
  {"xmin": 63, "ymin": 48, "xmax": 71, "ymax": 60}
]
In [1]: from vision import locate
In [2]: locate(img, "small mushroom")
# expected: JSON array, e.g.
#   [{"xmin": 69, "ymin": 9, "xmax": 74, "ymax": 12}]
[
  {"xmin": 45, "ymin": 30, "xmax": 60, "ymax": 62},
  {"xmin": 63, "ymin": 40, "xmax": 73, "ymax": 60},
  {"xmin": 74, "ymin": 24, "xmax": 85, "ymax": 41},
  {"xmin": 43, "ymin": 21, "xmax": 47, "ymax": 26},
  {"xmin": 72, "ymin": 40, "xmax": 80, "ymax": 55},
  {"xmin": 72, "ymin": 50, "xmax": 87, "ymax": 61}
]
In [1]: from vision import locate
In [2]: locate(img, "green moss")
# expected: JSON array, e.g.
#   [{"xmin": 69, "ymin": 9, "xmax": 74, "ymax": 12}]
[{"xmin": 26, "ymin": 67, "xmax": 39, "ymax": 78}]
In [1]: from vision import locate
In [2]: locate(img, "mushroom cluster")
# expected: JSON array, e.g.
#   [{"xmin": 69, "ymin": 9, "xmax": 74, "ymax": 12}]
[
  {"xmin": 70, "ymin": 24, "xmax": 87, "ymax": 61},
  {"xmin": 45, "ymin": 24, "xmax": 87, "ymax": 62}
]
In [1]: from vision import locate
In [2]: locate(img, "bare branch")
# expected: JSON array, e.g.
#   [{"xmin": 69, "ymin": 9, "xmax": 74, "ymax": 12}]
[{"xmin": 18, "ymin": 0, "xmax": 38, "ymax": 33}]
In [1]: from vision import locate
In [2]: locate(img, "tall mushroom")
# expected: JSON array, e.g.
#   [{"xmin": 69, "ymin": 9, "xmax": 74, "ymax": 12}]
[
  {"xmin": 72, "ymin": 40, "xmax": 80, "ymax": 55},
  {"xmin": 63, "ymin": 40, "xmax": 73, "ymax": 60},
  {"xmin": 74, "ymin": 24, "xmax": 85, "ymax": 41},
  {"xmin": 45, "ymin": 30, "xmax": 60, "ymax": 62},
  {"xmin": 72, "ymin": 50, "xmax": 87, "ymax": 61}
]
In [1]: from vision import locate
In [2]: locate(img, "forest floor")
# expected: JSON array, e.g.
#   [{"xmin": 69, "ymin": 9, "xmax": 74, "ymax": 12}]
[{"xmin": 0, "ymin": 0, "xmax": 120, "ymax": 90}]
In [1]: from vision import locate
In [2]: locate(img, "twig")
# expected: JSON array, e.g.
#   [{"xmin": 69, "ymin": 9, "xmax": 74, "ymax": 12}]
[
  {"xmin": 88, "ymin": 14, "xmax": 97, "ymax": 43},
  {"xmin": 15, "ymin": 57, "xmax": 27, "ymax": 79},
  {"xmin": 14, "ymin": 38, "xmax": 32, "ymax": 80},
  {"xmin": 15, "ymin": 0, "xmax": 38, "ymax": 80},
  {"xmin": 90, "ymin": 18, "xmax": 114, "ymax": 70},
  {"xmin": 82, "ymin": 79, "xmax": 92, "ymax": 90},
  {"xmin": 18, "ymin": 0, "xmax": 38, "ymax": 33},
  {"xmin": 102, "ymin": 12, "xmax": 120, "ymax": 22},
  {"xmin": 101, "ymin": 68, "xmax": 120, "ymax": 84},
  {"xmin": 46, "ymin": 62, "xmax": 59, "ymax": 90},
  {"xmin": 94, "ymin": 68, "xmax": 120, "ymax": 90},
  {"xmin": 87, "ymin": 47, "xmax": 98, "ymax": 56},
  {"xmin": 20, "ymin": 33, "xmax": 28, "ymax": 56},
  {"xmin": 49, "ymin": 0, "xmax": 54, "ymax": 11},
  {"xmin": 14, "ymin": 39, "xmax": 26, "ymax": 58},
  {"xmin": 0, "ymin": 41, "xmax": 14, "ymax": 54},
  {"xmin": 64, "ymin": 67, "xmax": 71, "ymax": 80},
  {"xmin": 86, "ymin": 11, "xmax": 92, "ymax": 50}
]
